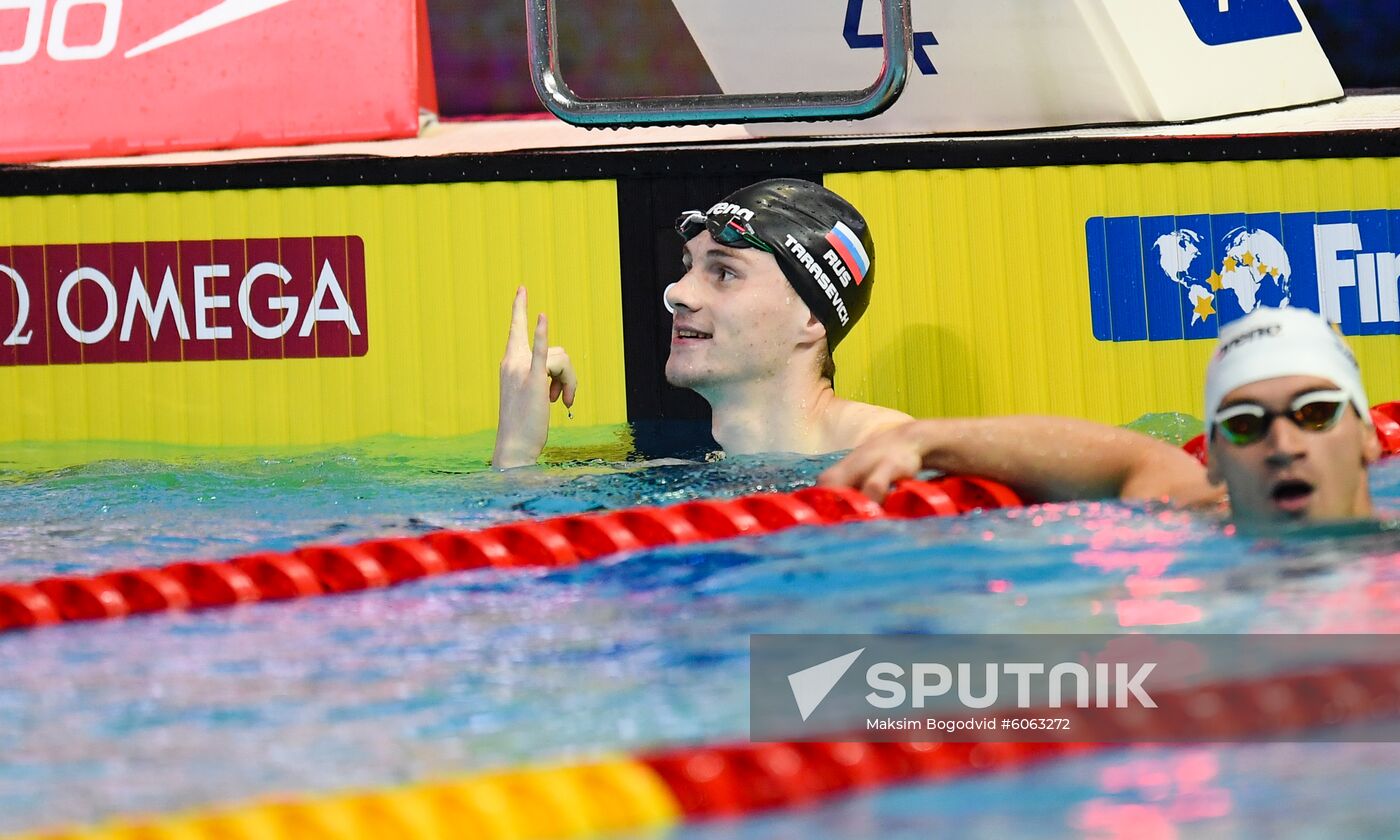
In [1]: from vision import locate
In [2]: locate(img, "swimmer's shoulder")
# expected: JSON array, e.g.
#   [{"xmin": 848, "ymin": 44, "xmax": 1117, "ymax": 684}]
[{"xmin": 826, "ymin": 399, "xmax": 914, "ymax": 450}]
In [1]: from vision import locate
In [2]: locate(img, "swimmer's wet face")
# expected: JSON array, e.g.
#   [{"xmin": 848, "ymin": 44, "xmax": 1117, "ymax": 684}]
[
  {"xmin": 664, "ymin": 230, "xmax": 821, "ymax": 390},
  {"xmin": 1208, "ymin": 374, "xmax": 1381, "ymax": 523}
]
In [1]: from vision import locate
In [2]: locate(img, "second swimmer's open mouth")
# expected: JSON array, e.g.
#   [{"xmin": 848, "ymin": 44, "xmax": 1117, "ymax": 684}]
[
  {"xmin": 674, "ymin": 329, "xmax": 712, "ymax": 340},
  {"xmin": 1270, "ymin": 479, "xmax": 1314, "ymax": 512}
]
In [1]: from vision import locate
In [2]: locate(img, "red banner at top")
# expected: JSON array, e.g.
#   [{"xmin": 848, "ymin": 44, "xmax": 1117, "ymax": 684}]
[{"xmin": 0, "ymin": 0, "xmax": 435, "ymax": 163}]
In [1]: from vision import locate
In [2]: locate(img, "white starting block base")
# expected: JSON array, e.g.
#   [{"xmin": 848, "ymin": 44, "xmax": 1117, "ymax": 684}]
[{"xmin": 672, "ymin": 0, "xmax": 1342, "ymax": 136}]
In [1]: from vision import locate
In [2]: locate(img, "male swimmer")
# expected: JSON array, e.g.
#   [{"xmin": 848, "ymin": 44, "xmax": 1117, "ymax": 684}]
[
  {"xmin": 822, "ymin": 307, "xmax": 1384, "ymax": 525},
  {"xmin": 493, "ymin": 178, "xmax": 910, "ymax": 468}
]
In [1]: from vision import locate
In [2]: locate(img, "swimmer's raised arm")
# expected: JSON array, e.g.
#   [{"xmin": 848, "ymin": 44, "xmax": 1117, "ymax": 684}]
[
  {"xmin": 818, "ymin": 416, "xmax": 1222, "ymax": 507},
  {"xmin": 491, "ymin": 287, "xmax": 579, "ymax": 469}
]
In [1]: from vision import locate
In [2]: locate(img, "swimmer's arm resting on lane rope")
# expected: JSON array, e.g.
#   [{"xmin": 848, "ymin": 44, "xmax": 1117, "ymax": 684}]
[
  {"xmin": 819, "ymin": 416, "xmax": 1224, "ymax": 507},
  {"xmin": 492, "ymin": 287, "xmax": 579, "ymax": 469}
]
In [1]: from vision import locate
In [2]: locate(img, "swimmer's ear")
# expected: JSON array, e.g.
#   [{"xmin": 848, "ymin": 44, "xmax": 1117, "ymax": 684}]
[
  {"xmin": 1362, "ymin": 420, "xmax": 1383, "ymax": 464},
  {"xmin": 798, "ymin": 311, "xmax": 827, "ymax": 346}
]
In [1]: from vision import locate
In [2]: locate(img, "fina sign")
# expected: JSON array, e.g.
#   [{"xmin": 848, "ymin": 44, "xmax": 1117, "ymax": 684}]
[
  {"xmin": 1086, "ymin": 210, "xmax": 1400, "ymax": 341},
  {"xmin": 0, "ymin": 236, "xmax": 367, "ymax": 365}
]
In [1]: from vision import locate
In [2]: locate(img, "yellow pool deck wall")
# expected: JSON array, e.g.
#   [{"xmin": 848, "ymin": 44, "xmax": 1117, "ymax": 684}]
[
  {"xmin": 0, "ymin": 156, "xmax": 1396, "ymax": 447},
  {"xmin": 829, "ymin": 157, "xmax": 1400, "ymax": 423},
  {"xmin": 0, "ymin": 181, "xmax": 626, "ymax": 446}
]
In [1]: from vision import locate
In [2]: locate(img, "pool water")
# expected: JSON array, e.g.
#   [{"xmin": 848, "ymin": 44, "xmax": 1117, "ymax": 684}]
[{"xmin": 2, "ymin": 421, "xmax": 1399, "ymax": 837}]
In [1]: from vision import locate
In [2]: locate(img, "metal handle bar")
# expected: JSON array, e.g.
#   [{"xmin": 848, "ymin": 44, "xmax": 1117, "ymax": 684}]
[{"xmin": 525, "ymin": 0, "xmax": 912, "ymax": 127}]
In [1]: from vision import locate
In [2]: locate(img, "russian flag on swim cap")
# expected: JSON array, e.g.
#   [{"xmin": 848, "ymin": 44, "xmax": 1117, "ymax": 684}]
[{"xmin": 825, "ymin": 221, "xmax": 870, "ymax": 286}]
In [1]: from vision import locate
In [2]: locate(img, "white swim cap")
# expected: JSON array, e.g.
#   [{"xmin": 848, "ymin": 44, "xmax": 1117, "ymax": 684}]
[{"xmin": 1204, "ymin": 306, "xmax": 1370, "ymax": 430}]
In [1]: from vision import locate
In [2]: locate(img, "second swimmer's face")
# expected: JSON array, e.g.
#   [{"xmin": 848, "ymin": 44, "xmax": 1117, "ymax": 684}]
[
  {"xmin": 664, "ymin": 230, "xmax": 817, "ymax": 391},
  {"xmin": 1207, "ymin": 374, "xmax": 1380, "ymax": 523}
]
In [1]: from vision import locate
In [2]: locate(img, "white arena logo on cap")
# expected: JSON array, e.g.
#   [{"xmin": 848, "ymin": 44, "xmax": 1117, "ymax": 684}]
[
  {"xmin": 706, "ymin": 202, "xmax": 755, "ymax": 222},
  {"xmin": 1213, "ymin": 323, "xmax": 1281, "ymax": 361}
]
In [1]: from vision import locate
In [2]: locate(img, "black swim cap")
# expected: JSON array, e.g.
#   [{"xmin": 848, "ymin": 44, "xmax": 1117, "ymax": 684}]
[{"xmin": 684, "ymin": 178, "xmax": 876, "ymax": 348}]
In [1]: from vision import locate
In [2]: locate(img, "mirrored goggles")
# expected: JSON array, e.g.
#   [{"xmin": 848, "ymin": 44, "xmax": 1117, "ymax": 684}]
[
  {"xmin": 1214, "ymin": 389, "xmax": 1350, "ymax": 446},
  {"xmin": 675, "ymin": 209, "xmax": 774, "ymax": 253}
]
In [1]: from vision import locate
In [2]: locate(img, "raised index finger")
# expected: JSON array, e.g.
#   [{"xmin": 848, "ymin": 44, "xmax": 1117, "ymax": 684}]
[{"xmin": 506, "ymin": 286, "xmax": 529, "ymax": 355}]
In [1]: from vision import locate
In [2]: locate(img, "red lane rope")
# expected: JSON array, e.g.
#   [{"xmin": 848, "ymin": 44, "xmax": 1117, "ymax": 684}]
[
  {"xmin": 5, "ymin": 399, "xmax": 1394, "ymax": 634},
  {"xmin": 0, "ymin": 478, "xmax": 1019, "ymax": 633},
  {"xmin": 644, "ymin": 740, "xmax": 1087, "ymax": 818},
  {"xmin": 642, "ymin": 657, "xmax": 1400, "ymax": 818},
  {"xmin": 1371, "ymin": 401, "xmax": 1400, "ymax": 456}
]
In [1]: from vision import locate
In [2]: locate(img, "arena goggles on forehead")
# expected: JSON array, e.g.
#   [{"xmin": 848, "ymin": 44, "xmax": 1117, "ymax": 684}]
[
  {"xmin": 675, "ymin": 210, "xmax": 774, "ymax": 253},
  {"xmin": 1213, "ymin": 389, "xmax": 1350, "ymax": 446}
]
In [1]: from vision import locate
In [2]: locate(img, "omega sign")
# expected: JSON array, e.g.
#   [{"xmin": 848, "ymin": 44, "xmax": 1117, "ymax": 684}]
[{"xmin": 0, "ymin": 236, "xmax": 367, "ymax": 365}]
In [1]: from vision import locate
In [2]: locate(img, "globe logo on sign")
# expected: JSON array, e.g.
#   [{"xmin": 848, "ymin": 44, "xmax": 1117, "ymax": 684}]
[
  {"xmin": 1151, "ymin": 226, "xmax": 1293, "ymax": 325},
  {"xmin": 1086, "ymin": 209, "xmax": 1400, "ymax": 343}
]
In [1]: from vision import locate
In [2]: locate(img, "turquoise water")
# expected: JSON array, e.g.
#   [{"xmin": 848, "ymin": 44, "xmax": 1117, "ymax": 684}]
[{"xmin": 1, "ymin": 424, "xmax": 1399, "ymax": 836}]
